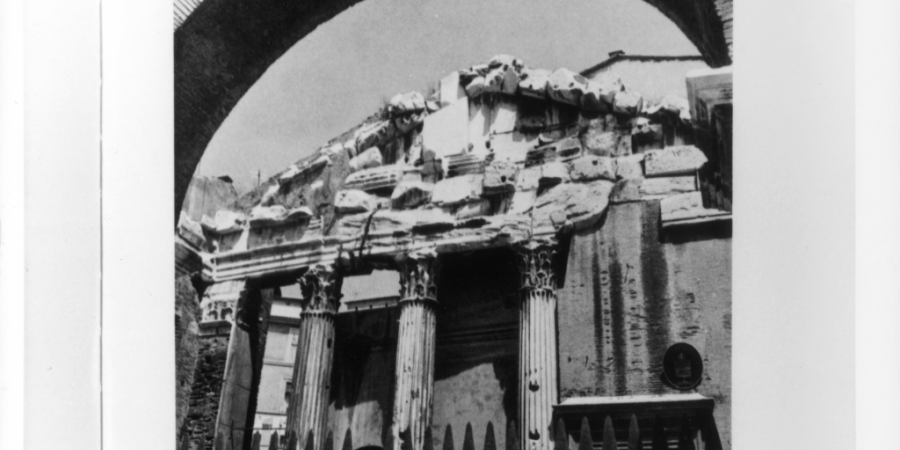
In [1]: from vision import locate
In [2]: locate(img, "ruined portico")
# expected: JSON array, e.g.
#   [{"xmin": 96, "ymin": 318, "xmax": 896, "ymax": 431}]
[{"xmin": 176, "ymin": 57, "xmax": 733, "ymax": 450}]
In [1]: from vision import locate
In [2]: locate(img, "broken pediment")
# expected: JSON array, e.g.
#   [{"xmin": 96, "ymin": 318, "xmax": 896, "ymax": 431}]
[{"xmin": 191, "ymin": 55, "xmax": 729, "ymax": 267}]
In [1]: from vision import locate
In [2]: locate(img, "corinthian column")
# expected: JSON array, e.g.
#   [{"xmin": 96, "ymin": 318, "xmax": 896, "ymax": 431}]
[
  {"xmin": 392, "ymin": 250, "xmax": 440, "ymax": 450},
  {"xmin": 286, "ymin": 264, "xmax": 343, "ymax": 450},
  {"xmin": 515, "ymin": 241, "xmax": 559, "ymax": 450}
]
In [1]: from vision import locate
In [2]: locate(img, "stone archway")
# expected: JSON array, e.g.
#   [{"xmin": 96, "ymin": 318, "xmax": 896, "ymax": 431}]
[{"xmin": 174, "ymin": 0, "xmax": 732, "ymax": 221}]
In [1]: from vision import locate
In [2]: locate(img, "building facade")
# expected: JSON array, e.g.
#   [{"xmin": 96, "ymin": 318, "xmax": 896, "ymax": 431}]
[{"xmin": 175, "ymin": 55, "xmax": 733, "ymax": 450}]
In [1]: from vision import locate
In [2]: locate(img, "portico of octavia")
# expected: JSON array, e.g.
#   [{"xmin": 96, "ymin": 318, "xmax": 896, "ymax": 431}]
[
  {"xmin": 176, "ymin": 57, "xmax": 733, "ymax": 450},
  {"xmin": 199, "ymin": 236, "xmax": 566, "ymax": 450}
]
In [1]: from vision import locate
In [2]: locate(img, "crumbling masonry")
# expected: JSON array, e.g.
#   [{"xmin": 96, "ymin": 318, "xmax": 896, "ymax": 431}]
[{"xmin": 176, "ymin": 55, "xmax": 733, "ymax": 450}]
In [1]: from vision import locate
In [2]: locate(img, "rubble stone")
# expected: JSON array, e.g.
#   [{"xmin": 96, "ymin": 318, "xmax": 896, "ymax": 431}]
[
  {"xmin": 250, "ymin": 204, "xmax": 286, "ymax": 221},
  {"xmin": 644, "ymin": 95, "xmax": 692, "ymax": 122},
  {"xmin": 643, "ymin": 145, "xmax": 708, "ymax": 176},
  {"xmin": 589, "ymin": 72, "xmax": 625, "ymax": 104},
  {"xmin": 391, "ymin": 181, "xmax": 434, "ymax": 209},
  {"xmin": 401, "ymin": 166, "xmax": 423, "ymax": 182},
  {"xmin": 580, "ymin": 128, "xmax": 618, "ymax": 156},
  {"xmin": 454, "ymin": 199, "xmax": 492, "ymax": 219},
  {"xmin": 284, "ymin": 207, "xmax": 313, "ymax": 222},
  {"xmin": 517, "ymin": 111, "xmax": 546, "ymax": 131},
  {"xmin": 483, "ymin": 65, "xmax": 519, "ymax": 95},
  {"xmin": 616, "ymin": 132, "xmax": 633, "ymax": 156},
  {"xmin": 609, "ymin": 178, "xmax": 642, "ymax": 203},
  {"xmin": 483, "ymin": 161, "xmax": 518, "ymax": 194},
  {"xmin": 259, "ymin": 183, "xmax": 281, "ymax": 206},
  {"xmin": 432, "ymin": 174, "xmax": 484, "ymax": 206},
  {"xmin": 446, "ymin": 152, "xmax": 487, "ymax": 177},
  {"xmin": 248, "ymin": 205, "xmax": 312, "ymax": 229},
  {"xmin": 394, "ymin": 111, "xmax": 426, "ymax": 134},
  {"xmin": 532, "ymin": 180, "xmax": 613, "ymax": 231},
  {"xmin": 463, "ymin": 64, "xmax": 490, "ymax": 78},
  {"xmin": 508, "ymin": 189, "xmax": 537, "ymax": 215},
  {"xmin": 388, "ymin": 91, "xmax": 426, "ymax": 116},
  {"xmin": 278, "ymin": 154, "xmax": 330, "ymax": 183},
  {"xmin": 178, "ymin": 211, "xmax": 206, "ymax": 248},
  {"xmin": 527, "ymin": 135, "xmax": 581, "ymax": 166},
  {"xmin": 348, "ymin": 147, "xmax": 383, "ymax": 172},
  {"xmin": 567, "ymin": 180, "xmax": 614, "ymax": 231},
  {"xmin": 613, "ymin": 154, "xmax": 645, "ymax": 180},
  {"xmin": 489, "ymin": 99, "xmax": 537, "ymax": 164},
  {"xmin": 580, "ymin": 80, "xmax": 615, "ymax": 112},
  {"xmin": 516, "ymin": 166, "xmax": 541, "ymax": 191},
  {"xmin": 554, "ymin": 136, "xmax": 584, "ymax": 161},
  {"xmin": 488, "ymin": 54, "xmax": 524, "ymax": 71},
  {"xmin": 612, "ymin": 90, "xmax": 643, "ymax": 116},
  {"xmin": 422, "ymin": 99, "xmax": 469, "ymax": 160},
  {"xmin": 321, "ymin": 142, "xmax": 345, "ymax": 157},
  {"xmin": 465, "ymin": 76, "xmax": 487, "ymax": 98},
  {"xmin": 355, "ymin": 120, "xmax": 395, "ymax": 152},
  {"xmin": 208, "ymin": 210, "xmax": 245, "ymax": 233},
  {"xmin": 468, "ymin": 101, "xmax": 492, "ymax": 155},
  {"xmin": 335, "ymin": 190, "xmax": 378, "ymax": 214},
  {"xmin": 568, "ymin": 155, "xmax": 616, "ymax": 182},
  {"xmin": 631, "ymin": 118, "xmax": 664, "ymax": 153},
  {"xmin": 547, "ymin": 68, "xmax": 589, "ymax": 106},
  {"xmin": 410, "ymin": 209, "xmax": 457, "ymax": 234},
  {"xmin": 439, "ymin": 71, "xmax": 466, "ymax": 106},
  {"xmin": 526, "ymin": 143, "xmax": 557, "ymax": 167},
  {"xmin": 639, "ymin": 176, "xmax": 697, "ymax": 197},
  {"xmin": 658, "ymin": 191, "xmax": 729, "ymax": 223},
  {"xmin": 420, "ymin": 150, "xmax": 444, "ymax": 184},
  {"xmin": 550, "ymin": 210, "xmax": 568, "ymax": 228},
  {"xmin": 539, "ymin": 162, "xmax": 570, "ymax": 187},
  {"xmin": 343, "ymin": 165, "xmax": 404, "ymax": 192},
  {"xmin": 518, "ymin": 68, "xmax": 551, "ymax": 99}
]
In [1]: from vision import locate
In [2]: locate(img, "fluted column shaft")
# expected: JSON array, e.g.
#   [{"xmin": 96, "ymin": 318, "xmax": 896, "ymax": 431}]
[
  {"xmin": 392, "ymin": 251, "xmax": 440, "ymax": 450},
  {"xmin": 515, "ymin": 242, "xmax": 559, "ymax": 450},
  {"xmin": 286, "ymin": 264, "xmax": 343, "ymax": 450}
]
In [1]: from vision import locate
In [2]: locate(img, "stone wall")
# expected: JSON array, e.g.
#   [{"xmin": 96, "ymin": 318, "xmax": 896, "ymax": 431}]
[
  {"xmin": 183, "ymin": 331, "xmax": 231, "ymax": 449},
  {"xmin": 176, "ymin": 276, "xmax": 202, "ymax": 444},
  {"xmin": 556, "ymin": 202, "xmax": 731, "ymax": 448}
]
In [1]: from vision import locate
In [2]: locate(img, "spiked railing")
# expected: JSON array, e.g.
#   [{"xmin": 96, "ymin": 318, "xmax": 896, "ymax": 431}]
[{"xmin": 202, "ymin": 411, "xmax": 718, "ymax": 450}]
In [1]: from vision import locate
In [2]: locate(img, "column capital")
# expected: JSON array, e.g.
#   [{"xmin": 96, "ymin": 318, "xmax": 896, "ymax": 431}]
[
  {"xmin": 397, "ymin": 249, "xmax": 440, "ymax": 304},
  {"xmin": 513, "ymin": 239, "xmax": 558, "ymax": 294},
  {"xmin": 299, "ymin": 263, "xmax": 343, "ymax": 314}
]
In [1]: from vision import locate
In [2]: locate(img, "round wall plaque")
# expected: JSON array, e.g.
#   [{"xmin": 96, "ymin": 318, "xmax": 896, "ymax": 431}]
[{"xmin": 663, "ymin": 343, "xmax": 703, "ymax": 390}]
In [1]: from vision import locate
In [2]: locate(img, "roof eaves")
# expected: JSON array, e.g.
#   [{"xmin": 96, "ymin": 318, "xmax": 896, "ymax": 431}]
[{"xmin": 579, "ymin": 54, "xmax": 705, "ymax": 77}]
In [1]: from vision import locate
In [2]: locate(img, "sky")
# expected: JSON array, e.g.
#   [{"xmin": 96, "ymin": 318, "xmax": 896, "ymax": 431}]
[{"xmin": 195, "ymin": 0, "xmax": 700, "ymax": 194}]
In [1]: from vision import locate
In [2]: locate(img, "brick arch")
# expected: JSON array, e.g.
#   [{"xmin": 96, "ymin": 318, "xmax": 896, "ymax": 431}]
[{"xmin": 174, "ymin": 0, "xmax": 732, "ymax": 221}]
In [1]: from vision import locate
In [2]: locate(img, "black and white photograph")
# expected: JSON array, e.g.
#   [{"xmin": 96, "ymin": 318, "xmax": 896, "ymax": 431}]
[
  {"xmin": 173, "ymin": 2, "xmax": 732, "ymax": 449},
  {"xmin": 6, "ymin": 0, "xmax": 882, "ymax": 449}
]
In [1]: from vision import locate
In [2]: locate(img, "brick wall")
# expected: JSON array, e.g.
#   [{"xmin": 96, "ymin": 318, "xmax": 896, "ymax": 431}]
[
  {"xmin": 183, "ymin": 331, "xmax": 230, "ymax": 449},
  {"xmin": 176, "ymin": 276, "xmax": 203, "ymax": 444}
]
